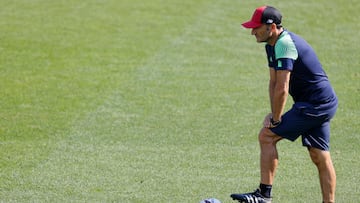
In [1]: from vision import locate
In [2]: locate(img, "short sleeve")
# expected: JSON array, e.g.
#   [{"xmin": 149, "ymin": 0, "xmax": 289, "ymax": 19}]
[
  {"xmin": 275, "ymin": 33, "xmax": 298, "ymax": 60},
  {"xmin": 274, "ymin": 33, "xmax": 298, "ymax": 70}
]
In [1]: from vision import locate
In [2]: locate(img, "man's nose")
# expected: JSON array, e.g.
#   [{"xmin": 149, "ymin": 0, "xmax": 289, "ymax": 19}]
[{"xmin": 251, "ymin": 29, "xmax": 256, "ymax": 35}]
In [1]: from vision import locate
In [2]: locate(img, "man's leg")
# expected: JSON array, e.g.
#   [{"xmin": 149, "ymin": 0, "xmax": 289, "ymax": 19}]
[
  {"xmin": 230, "ymin": 127, "xmax": 282, "ymax": 202},
  {"xmin": 258, "ymin": 127, "xmax": 283, "ymax": 186},
  {"xmin": 308, "ymin": 147, "xmax": 336, "ymax": 203}
]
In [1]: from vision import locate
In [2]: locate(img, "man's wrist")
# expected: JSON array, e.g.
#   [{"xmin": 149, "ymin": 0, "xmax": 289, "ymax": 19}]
[{"xmin": 270, "ymin": 117, "xmax": 281, "ymax": 126}]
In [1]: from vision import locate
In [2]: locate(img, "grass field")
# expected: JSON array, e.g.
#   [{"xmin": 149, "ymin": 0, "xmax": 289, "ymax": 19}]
[{"xmin": 1, "ymin": 0, "xmax": 359, "ymax": 202}]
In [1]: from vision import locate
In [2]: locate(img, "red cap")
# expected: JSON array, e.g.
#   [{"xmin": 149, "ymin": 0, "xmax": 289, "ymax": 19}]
[{"xmin": 242, "ymin": 6, "xmax": 282, "ymax": 29}]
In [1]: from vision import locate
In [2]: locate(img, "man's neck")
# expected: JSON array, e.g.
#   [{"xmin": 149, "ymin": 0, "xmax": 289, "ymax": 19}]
[{"xmin": 267, "ymin": 27, "xmax": 284, "ymax": 46}]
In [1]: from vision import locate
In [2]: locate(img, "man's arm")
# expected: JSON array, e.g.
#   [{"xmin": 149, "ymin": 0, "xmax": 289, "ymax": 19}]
[{"xmin": 269, "ymin": 68, "xmax": 290, "ymax": 122}]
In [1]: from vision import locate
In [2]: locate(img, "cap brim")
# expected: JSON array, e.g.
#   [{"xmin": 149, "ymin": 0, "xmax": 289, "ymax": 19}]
[{"xmin": 241, "ymin": 21, "xmax": 262, "ymax": 29}]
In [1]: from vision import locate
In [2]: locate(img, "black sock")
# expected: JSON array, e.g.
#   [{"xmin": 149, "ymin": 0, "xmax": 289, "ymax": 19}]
[{"xmin": 259, "ymin": 183, "xmax": 272, "ymax": 198}]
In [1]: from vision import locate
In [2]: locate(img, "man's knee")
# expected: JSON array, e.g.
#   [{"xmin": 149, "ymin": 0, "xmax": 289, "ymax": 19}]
[
  {"xmin": 308, "ymin": 147, "xmax": 332, "ymax": 166},
  {"xmin": 258, "ymin": 127, "xmax": 282, "ymax": 145}
]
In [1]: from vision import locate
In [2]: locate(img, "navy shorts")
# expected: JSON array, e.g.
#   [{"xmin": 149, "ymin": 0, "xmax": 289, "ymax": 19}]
[{"xmin": 270, "ymin": 102, "xmax": 337, "ymax": 151}]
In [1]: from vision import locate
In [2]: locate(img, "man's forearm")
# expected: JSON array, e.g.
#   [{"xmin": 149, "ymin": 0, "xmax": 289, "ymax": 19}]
[{"xmin": 271, "ymin": 85, "xmax": 288, "ymax": 121}]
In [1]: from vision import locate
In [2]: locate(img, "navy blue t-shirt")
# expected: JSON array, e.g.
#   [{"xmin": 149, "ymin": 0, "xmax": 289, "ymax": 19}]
[{"xmin": 265, "ymin": 30, "xmax": 337, "ymax": 113}]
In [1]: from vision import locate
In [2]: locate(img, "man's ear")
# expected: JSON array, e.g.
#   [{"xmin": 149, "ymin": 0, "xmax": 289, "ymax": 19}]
[
  {"xmin": 266, "ymin": 23, "xmax": 276, "ymax": 31},
  {"xmin": 271, "ymin": 23, "xmax": 277, "ymax": 31}
]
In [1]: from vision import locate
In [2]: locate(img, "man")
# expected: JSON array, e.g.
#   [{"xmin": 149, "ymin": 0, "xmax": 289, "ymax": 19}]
[{"xmin": 230, "ymin": 6, "xmax": 338, "ymax": 203}]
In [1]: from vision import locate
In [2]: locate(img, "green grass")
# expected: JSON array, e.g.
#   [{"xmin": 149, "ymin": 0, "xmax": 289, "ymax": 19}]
[{"xmin": 0, "ymin": 0, "xmax": 359, "ymax": 202}]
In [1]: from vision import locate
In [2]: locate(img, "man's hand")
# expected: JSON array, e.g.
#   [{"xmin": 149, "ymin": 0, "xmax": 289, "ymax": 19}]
[
  {"xmin": 263, "ymin": 113, "xmax": 281, "ymax": 128},
  {"xmin": 263, "ymin": 113, "xmax": 272, "ymax": 128}
]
